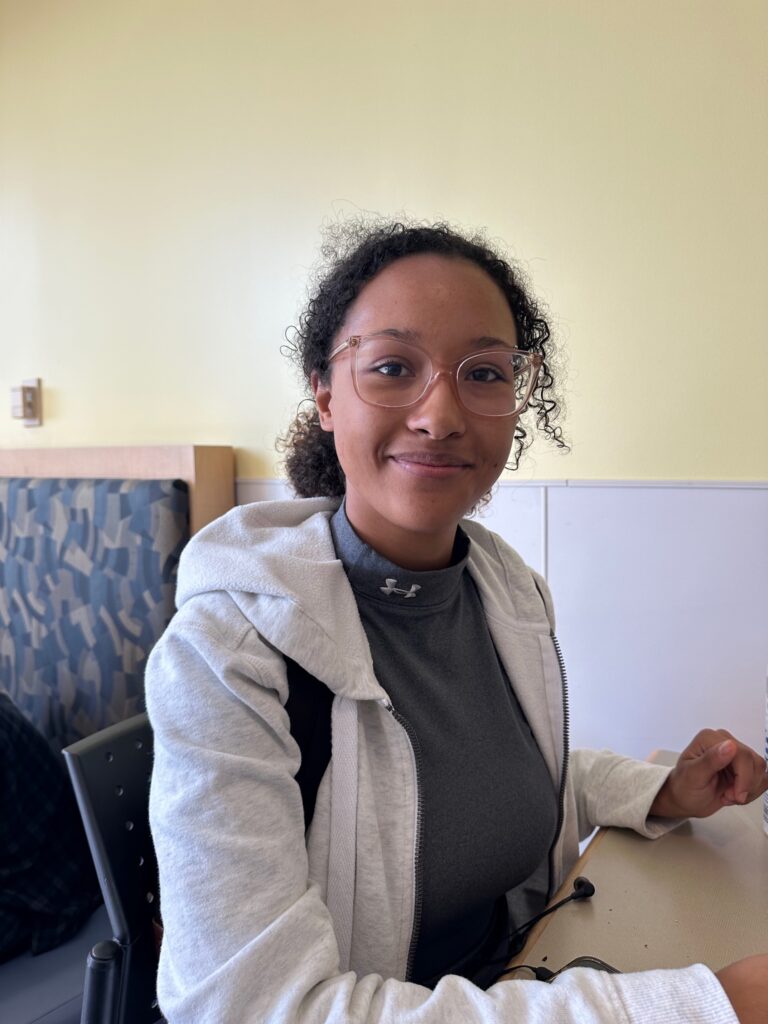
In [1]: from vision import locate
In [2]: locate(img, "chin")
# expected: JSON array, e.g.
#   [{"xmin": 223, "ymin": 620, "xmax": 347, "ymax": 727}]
[{"xmin": 395, "ymin": 495, "xmax": 475, "ymax": 533}]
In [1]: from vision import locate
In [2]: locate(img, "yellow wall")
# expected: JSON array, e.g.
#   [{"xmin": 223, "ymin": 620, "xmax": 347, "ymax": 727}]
[{"xmin": 1, "ymin": 0, "xmax": 765, "ymax": 480}]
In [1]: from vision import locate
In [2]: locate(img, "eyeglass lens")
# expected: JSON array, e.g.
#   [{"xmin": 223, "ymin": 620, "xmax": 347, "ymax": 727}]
[{"xmin": 352, "ymin": 335, "xmax": 534, "ymax": 415}]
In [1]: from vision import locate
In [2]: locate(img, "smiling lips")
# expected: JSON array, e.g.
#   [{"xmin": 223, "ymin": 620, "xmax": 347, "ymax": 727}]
[{"xmin": 389, "ymin": 451, "xmax": 473, "ymax": 477}]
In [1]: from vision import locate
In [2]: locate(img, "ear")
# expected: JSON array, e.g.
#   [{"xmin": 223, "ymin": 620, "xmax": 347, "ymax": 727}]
[{"xmin": 311, "ymin": 370, "xmax": 334, "ymax": 432}]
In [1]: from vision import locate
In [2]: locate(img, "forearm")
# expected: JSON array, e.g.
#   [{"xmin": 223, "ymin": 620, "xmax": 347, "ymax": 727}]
[{"xmin": 570, "ymin": 748, "xmax": 681, "ymax": 838}]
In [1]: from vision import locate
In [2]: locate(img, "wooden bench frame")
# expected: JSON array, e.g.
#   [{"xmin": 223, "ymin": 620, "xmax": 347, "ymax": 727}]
[{"xmin": 0, "ymin": 445, "xmax": 235, "ymax": 535}]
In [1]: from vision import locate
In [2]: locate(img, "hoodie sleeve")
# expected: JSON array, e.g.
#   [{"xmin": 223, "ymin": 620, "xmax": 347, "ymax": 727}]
[
  {"xmin": 570, "ymin": 748, "xmax": 685, "ymax": 840},
  {"xmin": 146, "ymin": 596, "xmax": 737, "ymax": 1024}
]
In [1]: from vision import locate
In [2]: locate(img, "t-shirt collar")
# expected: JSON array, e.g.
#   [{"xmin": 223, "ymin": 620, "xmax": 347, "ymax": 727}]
[{"xmin": 329, "ymin": 500, "xmax": 470, "ymax": 608}]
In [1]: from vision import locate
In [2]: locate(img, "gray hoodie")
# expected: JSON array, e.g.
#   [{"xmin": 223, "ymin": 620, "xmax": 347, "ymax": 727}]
[{"xmin": 146, "ymin": 498, "xmax": 737, "ymax": 1024}]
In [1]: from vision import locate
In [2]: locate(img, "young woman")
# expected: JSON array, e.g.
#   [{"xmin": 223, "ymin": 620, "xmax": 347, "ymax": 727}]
[{"xmin": 146, "ymin": 221, "xmax": 768, "ymax": 1023}]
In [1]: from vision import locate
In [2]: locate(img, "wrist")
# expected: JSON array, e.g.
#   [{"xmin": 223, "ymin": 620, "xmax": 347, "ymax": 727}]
[{"xmin": 649, "ymin": 771, "xmax": 685, "ymax": 818}]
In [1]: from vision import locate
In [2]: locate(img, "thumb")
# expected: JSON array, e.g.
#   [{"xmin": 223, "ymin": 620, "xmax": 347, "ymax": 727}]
[{"xmin": 689, "ymin": 738, "xmax": 735, "ymax": 782}]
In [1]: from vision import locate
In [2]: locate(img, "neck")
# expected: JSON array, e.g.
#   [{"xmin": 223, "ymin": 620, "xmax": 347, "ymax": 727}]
[{"xmin": 343, "ymin": 498, "xmax": 458, "ymax": 571}]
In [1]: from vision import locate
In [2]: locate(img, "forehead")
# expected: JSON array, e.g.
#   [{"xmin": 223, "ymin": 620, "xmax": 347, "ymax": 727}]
[{"xmin": 340, "ymin": 253, "xmax": 517, "ymax": 343}]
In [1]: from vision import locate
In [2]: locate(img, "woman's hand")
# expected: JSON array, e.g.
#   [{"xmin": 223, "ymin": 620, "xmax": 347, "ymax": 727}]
[
  {"xmin": 649, "ymin": 729, "xmax": 768, "ymax": 819},
  {"xmin": 716, "ymin": 954, "xmax": 768, "ymax": 1023}
]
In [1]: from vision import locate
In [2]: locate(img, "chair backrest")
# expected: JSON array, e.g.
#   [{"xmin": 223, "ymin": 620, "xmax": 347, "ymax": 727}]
[
  {"xmin": 64, "ymin": 712, "xmax": 161, "ymax": 1024},
  {"xmin": 0, "ymin": 477, "xmax": 188, "ymax": 751}
]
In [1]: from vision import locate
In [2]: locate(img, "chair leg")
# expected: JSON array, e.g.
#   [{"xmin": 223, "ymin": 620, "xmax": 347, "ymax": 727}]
[{"xmin": 80, "ymin": 940, "xmax": 122, "ymax": 1024}]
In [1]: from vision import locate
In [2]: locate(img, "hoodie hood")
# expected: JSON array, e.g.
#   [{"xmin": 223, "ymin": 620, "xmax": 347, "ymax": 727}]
[
  {"xmin": 175, "ymin": 497, "xmax": 387, "ymax": 701},
  {"xmin": 176, "ymin": 497, "xmax": 342, "ymax": 609}
]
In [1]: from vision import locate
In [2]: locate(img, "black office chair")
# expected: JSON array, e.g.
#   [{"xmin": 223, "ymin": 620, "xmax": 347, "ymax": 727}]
[{"xmin": 63, "ymin": 713, "xmax": 163, "ymax": 1024}]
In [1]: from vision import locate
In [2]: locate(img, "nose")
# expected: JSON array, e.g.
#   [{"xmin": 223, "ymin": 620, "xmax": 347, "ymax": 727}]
[{"xmin": 405, "ymin": 370, "xmax": 466, "ymax": 438}]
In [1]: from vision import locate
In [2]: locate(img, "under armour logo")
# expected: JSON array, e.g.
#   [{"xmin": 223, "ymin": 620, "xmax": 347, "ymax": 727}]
[{"xmin": 380, "ymin": 578, "xmax": 421, "ymax": 599}]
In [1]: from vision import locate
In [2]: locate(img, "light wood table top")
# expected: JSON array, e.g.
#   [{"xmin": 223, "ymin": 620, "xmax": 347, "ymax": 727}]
[{"xmin": 506, "ymin": 751, "xmax": 768, "ymax": 975}]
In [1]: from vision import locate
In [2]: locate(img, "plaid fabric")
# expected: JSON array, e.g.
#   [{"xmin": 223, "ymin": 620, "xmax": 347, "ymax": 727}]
[{"xmin": 0, "ymin": 692, "xmax": 102, "ymax": 962}]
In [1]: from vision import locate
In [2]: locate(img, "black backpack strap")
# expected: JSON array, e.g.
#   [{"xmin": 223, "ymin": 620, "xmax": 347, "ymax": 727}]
[{"xmin": 284, "ymin": 656, "xmax": 333, "ymax": 830}]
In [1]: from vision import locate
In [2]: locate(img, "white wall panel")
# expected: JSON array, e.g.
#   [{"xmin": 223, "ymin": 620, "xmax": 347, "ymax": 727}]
[
  {"xmin": 237, "ymin": 478, "xmax": 292, "ymax": 505},
  {"xmin": 472, "ymin": 484, "xmax": 546, "ymax": 576},
  {"xmin": 547, "ymin": 485, "xmax": 768, "ymax": 760}
]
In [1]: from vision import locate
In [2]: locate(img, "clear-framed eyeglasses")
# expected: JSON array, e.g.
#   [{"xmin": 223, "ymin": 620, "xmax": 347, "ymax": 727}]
[{"xmin": 327, "ymin": 334, "xmax": 542, "ymax": 418}]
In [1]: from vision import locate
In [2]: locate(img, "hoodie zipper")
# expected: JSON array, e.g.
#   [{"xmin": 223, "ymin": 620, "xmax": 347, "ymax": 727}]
[
  {"xmin": 547, "ymin": 632, "xmax": 571, "ymax": 900},
  {"xmin": 382, "ymin": 698, "xmax": 424, "ymax": 983}
]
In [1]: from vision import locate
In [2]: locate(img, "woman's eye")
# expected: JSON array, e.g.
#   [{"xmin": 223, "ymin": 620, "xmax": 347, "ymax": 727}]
[
  {"xmin": 467, "ymin": 365, "xmax": 506, "ymax": 383},
  {"xmin": 372, "ymin": 360, "xmax": 413, "ymax": 378}
]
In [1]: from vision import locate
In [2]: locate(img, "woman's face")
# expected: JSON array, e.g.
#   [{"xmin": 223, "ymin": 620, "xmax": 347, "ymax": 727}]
[{"xmin": 312, "ymin": 253, "xmax": 520, "ymax": 570}]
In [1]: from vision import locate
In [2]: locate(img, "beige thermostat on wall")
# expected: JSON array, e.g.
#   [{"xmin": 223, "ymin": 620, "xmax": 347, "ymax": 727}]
[{"xmin": 11, "ymin": 377, "xmax": 42, "ymax": 427}]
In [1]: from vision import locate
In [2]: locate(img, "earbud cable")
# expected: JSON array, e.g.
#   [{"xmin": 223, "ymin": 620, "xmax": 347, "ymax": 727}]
[{"xmin": 484, "ymin": 876, "xmax": 597, "ymax": 982}]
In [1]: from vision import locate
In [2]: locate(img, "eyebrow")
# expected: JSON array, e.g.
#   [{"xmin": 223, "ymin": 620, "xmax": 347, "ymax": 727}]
[{"xmin": 373, "ymin": 327, "xmax": 517, "ymax": 350}]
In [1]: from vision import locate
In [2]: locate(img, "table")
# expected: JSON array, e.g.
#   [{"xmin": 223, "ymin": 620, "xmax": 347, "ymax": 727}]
[{"xmin": 506, "ymin": 751, "xmax": 768, "ymax": 975}]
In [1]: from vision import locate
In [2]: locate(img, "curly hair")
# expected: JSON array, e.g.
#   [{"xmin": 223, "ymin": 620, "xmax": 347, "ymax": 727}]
[{"xmin": 278, "ymin": 217, "xmax": 568, "ymax": 498}]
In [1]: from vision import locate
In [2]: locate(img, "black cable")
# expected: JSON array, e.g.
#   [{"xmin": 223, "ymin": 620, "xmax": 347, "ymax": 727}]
[
  {"xmin": 484, "ymin": 877, "xmax": 597, "ymax": 983},
  {"xmin": 503, "ymin": 956, "xmax": 620, "ymax": 983}
]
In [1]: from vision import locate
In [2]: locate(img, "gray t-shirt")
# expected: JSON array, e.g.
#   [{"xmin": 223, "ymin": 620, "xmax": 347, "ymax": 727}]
[{"xmin": 330, "ymin": 505, "xmax": 558, "ymax": 985}]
